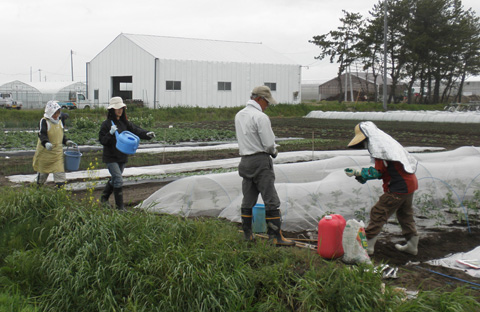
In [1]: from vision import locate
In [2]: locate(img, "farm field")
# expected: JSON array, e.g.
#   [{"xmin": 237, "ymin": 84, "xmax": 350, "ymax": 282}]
[{"xmin": 2, "ymin": 116, "xmax": 480, "ymax": 305}]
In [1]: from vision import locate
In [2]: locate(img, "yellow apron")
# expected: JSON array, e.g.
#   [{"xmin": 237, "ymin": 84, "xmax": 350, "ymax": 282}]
[{"xmin": 32, "ymin": 118, "xmax": 65, "ymax": 173}]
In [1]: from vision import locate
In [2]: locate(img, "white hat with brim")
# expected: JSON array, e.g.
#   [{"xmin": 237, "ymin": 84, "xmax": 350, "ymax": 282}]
[{"xmin": 108, "ymin": 97, "xmax": 127, "ymax": 109}]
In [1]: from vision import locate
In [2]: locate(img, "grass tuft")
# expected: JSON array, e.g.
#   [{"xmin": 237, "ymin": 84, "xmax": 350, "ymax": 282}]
[{"xmin": 0, "ymin": 186, "xmax": 478, "ymax": 311}]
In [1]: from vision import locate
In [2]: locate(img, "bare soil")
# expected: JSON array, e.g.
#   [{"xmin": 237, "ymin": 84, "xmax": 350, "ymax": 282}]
[{"xmin": 3, "ymin": 117, "xmax": 480, "ymax": 298}]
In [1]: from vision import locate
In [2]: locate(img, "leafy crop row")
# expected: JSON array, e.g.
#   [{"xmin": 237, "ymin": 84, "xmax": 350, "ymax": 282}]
[{"xmin": 0, "ymin": 127, "xmax": 236, "ymax": 150}]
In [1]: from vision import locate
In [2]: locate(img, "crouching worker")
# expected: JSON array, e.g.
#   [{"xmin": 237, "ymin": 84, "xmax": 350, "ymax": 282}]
[
  {"xmin": 98, "ymin": 97, "xmax": 155, "ymax": 210},
  {"xmin": 344, "ymin": 121, "xmax": 419, "ymax": 256},
  {"xmin": 234, "ymin": 86, "xmax": 294, "ymax": 246},
  {"xmin": 32, "ymin": 100, "xmax": 76, "ymax": 188}
]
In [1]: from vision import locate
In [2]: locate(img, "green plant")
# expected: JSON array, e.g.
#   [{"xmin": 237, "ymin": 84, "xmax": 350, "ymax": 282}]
[
  {"xmin": 72, "ymin": 116, "xmax": 99, "ymax": 129},
  {"xmin": 0, "ymin": 186, "xmax": 478, "ymax": 311}
]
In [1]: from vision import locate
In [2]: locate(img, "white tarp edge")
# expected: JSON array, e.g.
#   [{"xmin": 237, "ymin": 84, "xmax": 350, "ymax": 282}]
[{"xmin": 426, "ymin": 246, "xmax": 480, "ymax": 278}]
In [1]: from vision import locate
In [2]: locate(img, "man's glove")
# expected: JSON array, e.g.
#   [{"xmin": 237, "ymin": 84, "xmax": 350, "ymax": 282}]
[
  {"xmin": 146, "ymin": 132, "xmax": 156, "ymax": 138},
  {"xmin": 45, "ymin": 142, "xmax": 53, "ymax": 151},
  {"xmin": 271, "ymin": 149, "xmax": 278, "ymax": 159},
  {"xmin": 66, "ymin": 140, "xmax": 76, "ymax": 147},
  {"xmin": 344, "ymin": 168, "xmax": 361, "ymax": 177},
  {"xmin": 110, "ymin": 125, "xmax": 118, "ymax": 135}
]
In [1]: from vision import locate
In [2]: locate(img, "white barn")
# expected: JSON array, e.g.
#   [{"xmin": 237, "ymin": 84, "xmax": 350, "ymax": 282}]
[{"xmin": 86, "ymin": 33, "xmax": 301, "ymax": 108}]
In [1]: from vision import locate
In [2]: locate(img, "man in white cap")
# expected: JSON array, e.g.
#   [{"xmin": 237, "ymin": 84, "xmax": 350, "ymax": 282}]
[
  {"xmin": 345, "ymin": 121, "xmax": 419, "ymax": 256},
  {"xmin": 98, "ymin": 97, "xmax": 155, "ymax": 210},
  {"xmin": 234, "ymin": 86, "xmax": 294, "ymax": 246}
]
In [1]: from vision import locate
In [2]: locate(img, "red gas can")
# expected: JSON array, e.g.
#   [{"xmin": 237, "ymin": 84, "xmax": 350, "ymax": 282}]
[{"xmin": 317, "ymin": 214, "xmax": 346, "ymax": 259}]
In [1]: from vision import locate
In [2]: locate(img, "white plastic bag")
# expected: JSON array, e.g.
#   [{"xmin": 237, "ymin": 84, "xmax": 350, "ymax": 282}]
[{"xmin": 342, "ymin": 219, "xmax": 371, "ymax": 265}]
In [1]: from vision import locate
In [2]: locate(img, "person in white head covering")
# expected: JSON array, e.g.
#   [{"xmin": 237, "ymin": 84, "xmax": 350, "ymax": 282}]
[
  {"xmin": 32, "ymin": 100, "xmax": 76, "ymax": 188},
  {"xmin": 98, "ymin": 97, "xmax": 155, "ymax": 210},
  {"xmin": 344, "ymin": 121, "xmax": 420, "ymax": 256}
]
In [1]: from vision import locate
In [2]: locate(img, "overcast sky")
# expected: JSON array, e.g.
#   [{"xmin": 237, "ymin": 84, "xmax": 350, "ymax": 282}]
[{"xmin": 2, "ymin": 0, "xmax": 479, "ymax": 85}]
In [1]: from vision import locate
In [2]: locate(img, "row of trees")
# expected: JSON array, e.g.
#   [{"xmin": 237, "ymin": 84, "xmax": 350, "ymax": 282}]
[{"xmin": 310, "ymin": 0, "xmax": 480, "ymax": 104}]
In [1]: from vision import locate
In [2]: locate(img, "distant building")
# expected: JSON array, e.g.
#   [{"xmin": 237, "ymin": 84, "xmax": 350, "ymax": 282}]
[
  {"xmin": 462, "ymin": 80, "xmax": 480, "ymax": 96},
  {"xmin": 301, "ymin": 81, "xmax": 323, "ymax": 102},
  {"xmin": 318, "ymin": 72, "xmax": 403, "ymax": 101},
  {"xmin": 86, "ymin": 33, "xmax": 301, "ymax": 108},
  {"xmin": 0, "ymin": 81, "xmax": 86, "ymax": 109}
]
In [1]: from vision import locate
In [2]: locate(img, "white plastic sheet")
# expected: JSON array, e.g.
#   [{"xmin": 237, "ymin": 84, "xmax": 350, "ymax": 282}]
[
  {"xmin": 138, "ymin": 146, "xmax": 480, "ymax": 232},
  {"xmin": 304, "ymin": 110, "xmax": 480, "ymax": 124},
  {"xmin": 426, "ymin": 246, "xmax": 480, "ymax": 278}
]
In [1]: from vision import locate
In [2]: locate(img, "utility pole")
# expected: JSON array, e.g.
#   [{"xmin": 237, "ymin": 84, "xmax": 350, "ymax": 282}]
[
  {"xmin": 383, "ymin": 0, "xmax": 388, "ymax": 110},
  {"xmin": 38, "ymin": 69, "xmax": 42, "ymax": 82},
  {"xmin": 70, "ymin": 50, "xmax": 74, "ymax": 81}
]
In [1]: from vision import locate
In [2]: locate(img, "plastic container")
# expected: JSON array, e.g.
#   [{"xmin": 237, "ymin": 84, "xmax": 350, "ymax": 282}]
[
  {"xmin": 112, "ymin": 121, "xmax": 140, "ymax": 155},
  {"xmin": 317, "ymin": 214, "xmax": 346, "ymax": 259},
  {"xmin": 252, "ymin": 203, "xmax": 267, "ymax": 233},
  {"xmin": 64, "ymin": 145, "xmax": 82, "ymax": 171}
]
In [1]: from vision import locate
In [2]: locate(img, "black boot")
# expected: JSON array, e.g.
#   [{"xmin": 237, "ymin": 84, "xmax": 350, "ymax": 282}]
[
  {"xmin": 55, "ymin": 182, "xmax": 66, "ymax": 189},
  {"xmin": 266, "ymin": 209, "xmax": 295, "ymax": 247},
  {"xmin": 113, "ymin": 187, "xmax": 125, "ymax": 210},
  {"xmin": 241, "ymin": 208, "xmax": 255, "ymax": 241},
  {"xmin": 100, "ymin": 180, "xmax": 114, "ymax": 205}
]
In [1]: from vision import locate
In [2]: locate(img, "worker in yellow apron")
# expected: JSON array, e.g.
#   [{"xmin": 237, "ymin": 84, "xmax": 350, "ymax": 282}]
[{"xmin": 32, "ymin": 100, "xmax": 76, "ymax": 188}]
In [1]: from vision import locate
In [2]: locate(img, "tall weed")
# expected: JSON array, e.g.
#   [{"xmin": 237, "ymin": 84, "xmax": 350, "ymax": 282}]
[{"xmin": 0, "ymin": 186, "xmax": 478, "ymax": 311}]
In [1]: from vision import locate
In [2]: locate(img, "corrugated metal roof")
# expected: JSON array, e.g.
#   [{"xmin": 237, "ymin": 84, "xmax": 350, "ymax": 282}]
[{"xmin": 121, "ymin": 33, "xmax": 298, "ymax": 65}]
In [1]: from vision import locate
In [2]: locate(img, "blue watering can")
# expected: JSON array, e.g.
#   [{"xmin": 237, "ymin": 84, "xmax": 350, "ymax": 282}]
[{"xmin": 112, "ymin": 120, "xmax": 140, "ymax": 155}]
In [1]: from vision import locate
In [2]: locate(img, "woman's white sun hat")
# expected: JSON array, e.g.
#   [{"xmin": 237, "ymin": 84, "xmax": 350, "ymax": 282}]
[{"xmin": 108, "ymin": 97, "xmax": 127, "ymax": 109}]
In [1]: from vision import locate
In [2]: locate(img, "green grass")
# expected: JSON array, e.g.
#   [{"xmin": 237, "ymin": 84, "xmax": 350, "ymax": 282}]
[{"xmin": 0, "ymin": 186, "xmax": 478, "ymax": 311}]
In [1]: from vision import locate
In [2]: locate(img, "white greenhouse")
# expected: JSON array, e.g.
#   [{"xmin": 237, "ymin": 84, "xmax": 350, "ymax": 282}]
[
  {"xmin": 86, "ymin": 33, "xmax": 301, "ymax": 108},
  {"xmin": 0, "ymin": 80, "xmax": 86, "ymax": 109}
]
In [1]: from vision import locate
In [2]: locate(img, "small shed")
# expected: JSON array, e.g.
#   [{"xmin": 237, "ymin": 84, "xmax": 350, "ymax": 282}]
[
  {"xmin": 87, "ymin": 33, "xmax": 301, "ymax": 108},
  {"xmin": 0, "ymin": 80, "xmax": 86, "ymax": 109},
  {"xmin": 318, "ymin": 72, "xmax": 402, "ymax": 101},
  {"xmin": 462, "ymin": 81, "xmax": 480, "ymax": 96}
]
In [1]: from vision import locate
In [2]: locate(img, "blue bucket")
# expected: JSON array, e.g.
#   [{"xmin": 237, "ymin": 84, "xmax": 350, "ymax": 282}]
[
  {"xmin": 252, "ymin": 203, "xmax": 267, "ymax": 233},
  {"xmin": 64, "ymin": 146, "xmax": 82, "ymax": 171}
]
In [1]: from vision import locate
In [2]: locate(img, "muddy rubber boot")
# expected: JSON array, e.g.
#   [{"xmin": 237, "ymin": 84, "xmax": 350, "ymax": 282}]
[
  {"xmin": 266, "ymin": 209, "xmax": 295, "ymax": 247},
  {"xmin": 395, "ymin": 235, "xmax": 419, "ymax": 255},
  {"xmin": 366, "ymin": 236, "xmax": 378, "ymax": 255},
  {"xmin": 241, "ymin": 208, "xmax": 255, "ymax": 242},
  {"xmin": 113, "ymin": 187, "xmax": 125, "ymax": 211},
  {"xmin": 100, "ymin": 180, "xmax": 114, "ymax": 205}
]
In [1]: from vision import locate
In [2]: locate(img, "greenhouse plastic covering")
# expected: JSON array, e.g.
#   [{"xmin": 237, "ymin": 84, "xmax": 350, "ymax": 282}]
[
  {"xmin": 138, "ymin": 146, "xmax": 480, "ymax": 232},
  {"xmin": 304, "ymin": 110, "xmax": 480, "ymax": 123}
]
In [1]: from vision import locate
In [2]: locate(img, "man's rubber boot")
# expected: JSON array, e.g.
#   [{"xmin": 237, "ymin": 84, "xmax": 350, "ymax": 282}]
[
  {"xmin": 100, "ymin": 180, "xmax": 114, "ymax": 205},
  {"xmin": 55, "ymin": 182, "xmax": 66, "ymax": 189},
  {"xmin": 366, "ymin": 236, "xmax": 378, "ymax": 255},
  {"xmin": 266, "ymin": 209, "xmax": 295, "ymax": 247},
  {"xmin": 395, "ymin": 235, "xmax": 419, "ymax": 255},
  {"xmin": 241, "ymin": 208, "xmax": 255, "ymax": 242},
  {"xmin": 113, "ymin": 187, "xmax": 125, "ymax": 211}
]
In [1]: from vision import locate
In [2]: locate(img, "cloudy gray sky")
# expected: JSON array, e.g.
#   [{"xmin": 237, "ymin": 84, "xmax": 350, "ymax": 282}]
[{"xmin": 2, "ymin": 0, "xmax": 479, "ymax": 85}]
